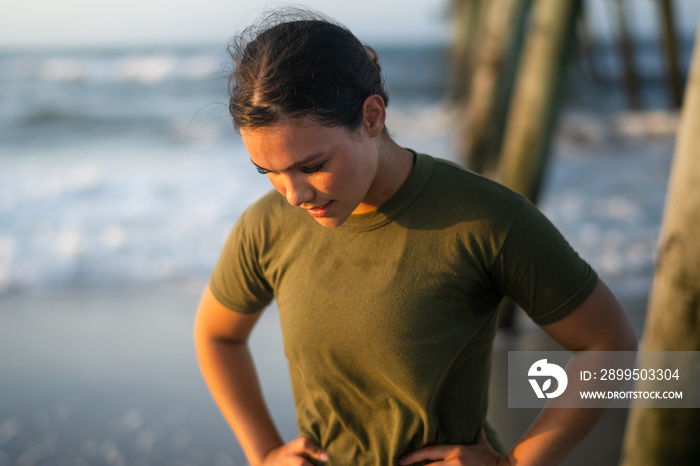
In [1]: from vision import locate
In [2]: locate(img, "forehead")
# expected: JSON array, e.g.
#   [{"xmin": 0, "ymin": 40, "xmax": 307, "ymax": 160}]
[
  {"xmin": 240, "ymin": 119, "xmax": 356, "ymax": 164},
  {"xmin": 240, "ymin": 117, "xmax": 351, "ymax": 138},
  {"xmin": 240, "ymin": 118, "xmax": 307, "ymax": 141},
  {"xmin": 241, "ymin": 119, "xmax": 317, "ymax": 157}
]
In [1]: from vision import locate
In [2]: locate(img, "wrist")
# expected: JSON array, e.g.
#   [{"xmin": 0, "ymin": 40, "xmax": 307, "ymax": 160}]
[{"xmin": 496, "ymin": 455, "xmax": 515, "ymax": 466}]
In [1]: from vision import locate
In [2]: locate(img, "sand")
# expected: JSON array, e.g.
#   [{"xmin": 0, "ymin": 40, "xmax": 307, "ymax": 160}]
[
  {"xmin": 0, "ymin": 279, "xmax": 647, "ymax": 465},
  {"xmin": 0, "ymin": 280, "xmax": 287, "ymax": 465}
]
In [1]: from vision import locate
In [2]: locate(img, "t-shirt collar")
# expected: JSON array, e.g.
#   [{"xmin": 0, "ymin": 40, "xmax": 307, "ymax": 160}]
[{"xmin": 338, "ymin": 150, "xmax": 435, "ymax": 232}]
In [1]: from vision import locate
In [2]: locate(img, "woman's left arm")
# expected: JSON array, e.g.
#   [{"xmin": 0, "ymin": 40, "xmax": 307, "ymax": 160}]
[{"xmin": 400, "ymin": 278, "xmax": 638, "ymax": 466}]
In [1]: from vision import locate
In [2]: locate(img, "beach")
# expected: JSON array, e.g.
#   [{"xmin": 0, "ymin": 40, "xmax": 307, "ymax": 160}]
[
  {"xmin": 0, "ymin": 279, "xmax": 293, "ymax": 465},
  {"xmin": 0, "ymin": 41, "xmax": 683, "ymax": 464},
  {"xmin": 0, "ymin": 280, "xmax": 648, "ymax": 466}
]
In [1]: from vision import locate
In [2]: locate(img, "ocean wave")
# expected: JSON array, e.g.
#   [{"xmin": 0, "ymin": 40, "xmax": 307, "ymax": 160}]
[
  {"xmin": 0, "ymin": 44, "xmax": 675, "ymax": 298},
  {"xmin": 1, "ymin": 109, "xmax": 193, "ymax": 147},
  {"xmin": 0, "ymin": 142, "xmax": 266, "ymax": 294},
  {"xmin": 14, "ymin": 108, "xmax": 168, "ymax": 130},
  {"xmin": 2, "ymin": 52, "xmax": 222, "ymax": 84}
]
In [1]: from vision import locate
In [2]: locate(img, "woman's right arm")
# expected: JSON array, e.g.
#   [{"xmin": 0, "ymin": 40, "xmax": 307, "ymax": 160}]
[{"xmin": 194, "ymin": 285, "xmax": 328, "ymax": 466}]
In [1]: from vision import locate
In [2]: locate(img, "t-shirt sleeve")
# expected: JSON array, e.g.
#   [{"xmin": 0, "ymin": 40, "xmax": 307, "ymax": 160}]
[
  {"xmin": 209, "ymin": 207, "xmax": 275, "ymax": 314},
  {"xmin": 489, "ymin": 198, "xmax": 598, "ymax": 325}
]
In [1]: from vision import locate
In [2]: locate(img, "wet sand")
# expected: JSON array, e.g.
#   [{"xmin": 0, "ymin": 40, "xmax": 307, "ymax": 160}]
[{"xmin": 0, "ymin": 281, "xmax": 644, "ymax": 465}]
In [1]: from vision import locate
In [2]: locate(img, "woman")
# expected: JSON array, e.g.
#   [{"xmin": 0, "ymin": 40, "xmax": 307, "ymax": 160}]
[{"xmin": 194, "ymin": 11, "xmax": 637, "ymax": 466}]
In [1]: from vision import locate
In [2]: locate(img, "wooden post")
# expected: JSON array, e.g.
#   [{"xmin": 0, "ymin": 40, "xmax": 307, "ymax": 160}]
[
  {"xmin": 459, "ymin": 0, "xmax": 531, "ymax": 174},
  {"xmin": 448, "ymin": 0, "xmax": 485, "ymax": 103},
  {"xmin": 576, "ymin": 0, "xmax": 600, "ymax": 80},
  {"xmin": 496, "ymin": 0, "xmax": 581, "ymax": 203},
  {"xmin": 658, "ymin": 0, "xmax": 684, "ymax": 108},
  {"xmin": 612, "ymin": 0, "xmax": 642, "ymax": 109},
  {"xmin": 619, "ymin": 17, "xmax": 700, "ymax": 466}
]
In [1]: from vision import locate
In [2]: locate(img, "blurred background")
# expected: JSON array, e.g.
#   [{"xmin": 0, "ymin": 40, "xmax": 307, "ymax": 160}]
[{"xmin": 1, "ymin": 1, "xmax": 699, "ymax": 465}]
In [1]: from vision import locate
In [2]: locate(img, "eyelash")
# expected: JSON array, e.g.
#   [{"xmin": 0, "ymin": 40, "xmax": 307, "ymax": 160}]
[
  {"xmin": 255, "ymin": 164, "xmax": 324, "ymax": 175},
  {"xmin": 301, "ymin": 164, "xmax": 324, "ymax": 174}
]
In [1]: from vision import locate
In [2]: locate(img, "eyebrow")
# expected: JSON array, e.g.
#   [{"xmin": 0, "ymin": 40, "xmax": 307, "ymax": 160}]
[{"xmin": 251, "ymin": 151, "xmax": 324, "ymax": 172}]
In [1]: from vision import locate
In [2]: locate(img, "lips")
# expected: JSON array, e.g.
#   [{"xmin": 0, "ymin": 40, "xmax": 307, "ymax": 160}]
[{"xmin": 306, "ymin": 201, "xmax": 333, "ymax": 218}]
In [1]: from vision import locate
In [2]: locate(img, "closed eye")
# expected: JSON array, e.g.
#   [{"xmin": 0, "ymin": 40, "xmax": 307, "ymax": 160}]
[{"xmin": 301, "ymin": 164, "xmax": 324, "ymax": 174}]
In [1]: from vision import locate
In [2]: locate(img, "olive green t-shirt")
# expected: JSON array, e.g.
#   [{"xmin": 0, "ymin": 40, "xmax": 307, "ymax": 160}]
[{"xmin": 210, "ymin": 153, "xmax": 597, "ymax": 465}]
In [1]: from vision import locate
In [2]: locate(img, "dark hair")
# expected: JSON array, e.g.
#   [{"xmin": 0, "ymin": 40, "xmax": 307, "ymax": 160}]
[{"xmin": 227, "ymin": 10, "xmax": 389, "ymax": 132}]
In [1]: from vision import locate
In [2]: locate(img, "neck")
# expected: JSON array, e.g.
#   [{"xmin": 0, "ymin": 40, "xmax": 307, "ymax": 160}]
[{"xmin": 353, "ymin": 136, "xmax": 414, "ymax": 214}]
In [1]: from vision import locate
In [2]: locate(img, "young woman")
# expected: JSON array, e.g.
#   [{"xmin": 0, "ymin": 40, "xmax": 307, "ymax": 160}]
[{"xmin": 194, "ymin": 11, "xmax": 637, "ymax": 466}]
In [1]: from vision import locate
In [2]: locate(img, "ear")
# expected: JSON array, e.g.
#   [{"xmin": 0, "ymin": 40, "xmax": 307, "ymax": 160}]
[{"xmin": 361, "ymin": 94, "xmax": 386, "ymax": 138}]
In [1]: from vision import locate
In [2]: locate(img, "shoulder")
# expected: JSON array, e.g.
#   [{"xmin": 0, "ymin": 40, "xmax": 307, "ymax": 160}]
[
  {"xmin": 411, "ymin": 154, "xmax": 525, "ymax": 230},
  {"xmin": 432, "ymin": 157, "xmax": 523, "ymax": 207}
]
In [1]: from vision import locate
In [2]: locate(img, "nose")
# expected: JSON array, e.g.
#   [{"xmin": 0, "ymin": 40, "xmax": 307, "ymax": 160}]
[{"xmin": 283, "ymin": 176, "xmax": 314, "ymax": 207}]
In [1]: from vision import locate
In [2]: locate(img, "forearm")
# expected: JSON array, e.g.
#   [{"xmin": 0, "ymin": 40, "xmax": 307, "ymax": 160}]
[
  {"xmin": 505, "ymin": 279, "xmax": 637, "ymax": 465},
  {"xmin": 504, "ymin": 406, "xmax": 604, "ymax": 465},
  {"xmin": 196, "ymin": 335, "xmax": 283, "ymax": 465},
  {"xmin": 505, "ymin": 352, "xmax": 618, "ymax": 465}
]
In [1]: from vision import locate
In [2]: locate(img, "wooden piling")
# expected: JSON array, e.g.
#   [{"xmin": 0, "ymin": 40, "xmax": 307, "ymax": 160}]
[
  {"xmin": 619, "ymin": 17, "xmax": 700, "ymax": 465},
  {"xmin": 658, "ymin": 0, "xmax": 684, "ymax": 108},
  {"xmin": 496, "ymin": 0, "xmax": 581, "ymax": 203},
  {"xmin": 459, "ymin": 0, "xmax": 531, "ymax": 174},
  {"xmin": 612, "ymin": 0, "xmax": 642, "ymax": 109},
  {"xmin": 448, "ymin": 0, "xmax": 486, "ymax": 103},
  {"xmin": 576, "ymin": 0, "xmax": 600, "ymax": 80}
]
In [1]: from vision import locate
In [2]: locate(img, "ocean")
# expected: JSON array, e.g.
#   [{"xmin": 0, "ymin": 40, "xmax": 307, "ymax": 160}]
[
  {"xmin": 0, "ymin": 44, "xmax": 452, "ymax": 296},
  {"xmin": 0, "ymin": 41, "xmax": 690, "ymax": 301},
  {"xmin": 0, "ymin": 38, "xmax": 693, "ymax": 466}
]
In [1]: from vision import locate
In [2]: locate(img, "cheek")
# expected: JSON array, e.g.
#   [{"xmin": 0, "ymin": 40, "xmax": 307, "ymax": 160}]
[
  {"xmin": 313, "ymin": 166, "xmax": 356, "ymax": 198},
  {"xmin": 267, "ymin": 175, "xmax": 286, "ymax": 196},
  {"xmin": 321, "ymin": 158, "xmax": 373, "ymax": 200},
  {"xmin": 313, "ymin": 173, "xmax": 337, "ymax": 194}
]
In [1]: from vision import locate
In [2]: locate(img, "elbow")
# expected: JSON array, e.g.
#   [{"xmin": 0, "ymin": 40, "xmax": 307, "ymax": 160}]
[
  {"xmin": 598, "ymin": 317, "xmax": 638, "ymax": 352},
  {"xmin": 624, "ymin": 326, "xmax": 639, "ymax": 351},
  {"xmin": 612, "ymin": 334, "xmax": 638, "ymax": 353},
  {"xmin": 613, "ymin": 307, "xmax": 639, "ymax": 352},
  {"xmin": 581, "ymin": 310, "xmax": 638, "ymax": 353},
  {"xmin": 623, "ymin": 332, "xmax": 639, "ymax": 352}
]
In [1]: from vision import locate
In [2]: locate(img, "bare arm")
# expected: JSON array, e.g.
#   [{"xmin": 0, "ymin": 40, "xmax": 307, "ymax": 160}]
[
  {"xmin": 502, "ymin": 278, "xmax": 638, "ymax": 465},
  {"xmin": 194, "ymin": 285, "xmax": 328, "ymax": 465},
  {"xmin": 400, "ymin": 278, "xmax": 638, "ymax": 466}
]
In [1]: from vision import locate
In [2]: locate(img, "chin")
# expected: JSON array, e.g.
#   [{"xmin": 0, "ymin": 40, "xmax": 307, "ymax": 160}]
[{"xmin": 313, "ymin": 215, "xmax": 349, "ymax": 228}]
